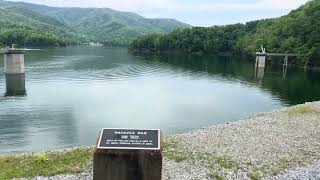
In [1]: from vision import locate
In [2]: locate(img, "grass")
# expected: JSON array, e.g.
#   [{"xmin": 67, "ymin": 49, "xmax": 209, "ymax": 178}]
[
  {"xmin": 0, "ymin": 141, "xmax": 193, "ymax": 179},
  {"xmin": 164, "ymin": 151, "xmax": 191, "ymax": 162},
  {"xmin": 249, "ymin": 170, "xmax": 262, "ymax": 180},
  {"xmin": 164, "ymin": 140, "xmax": 243, "ymax": 179},
  {"xmin": 164, "ymin": 141, "xmax": 193, "ymax": 162},
  {"xmin": 164, "ymin": 141, "xmax": 179, "ymax": 149},
  {"xmin": 0, "ymin": 148, "xmax": 92, "ymax": 180},
  {"xmin": 204, "ymin": 152, "xmax": 241, "ymax": 171},
  {"xmin": 288, "ymin": 105, "xmax": 320, "ymax": 115},
  {"xmin": 214, "ymin": 156, "xmax": 240, "ymax": 169},
  {"xmin": 0, "ymin": 140, "xmax": 307, "ymax": 179},
  {"xmin": 209, "ymin": 173, "xmax": 225, "ymax": 180}
]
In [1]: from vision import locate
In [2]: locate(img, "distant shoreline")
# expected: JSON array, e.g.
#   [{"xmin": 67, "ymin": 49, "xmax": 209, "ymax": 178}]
[{"xmin": 130, "ymin": 49, "xmax": 320, "ymax": 70}]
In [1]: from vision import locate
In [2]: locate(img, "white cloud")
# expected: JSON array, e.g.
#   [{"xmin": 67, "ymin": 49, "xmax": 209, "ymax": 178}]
[
  {"xmin": 192, "ymin": 0, "xmax": 310, "ymax": 12},
  {"xmin": 9, "ymin": 0, "xmax": 309, "ymax": 11},
  {"xmin": 7, "ymin": 0, "xmax": 310, "ymax": 25}
]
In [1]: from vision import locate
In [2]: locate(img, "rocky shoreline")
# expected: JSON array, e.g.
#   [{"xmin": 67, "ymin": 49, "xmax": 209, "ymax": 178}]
[
  {"xmin": 164, "ymin": 101, "xmax": 320, "ymax": 179},
  {"xmin": 13, "ymin": 101, "xmax": 320, "ymax": 179}
]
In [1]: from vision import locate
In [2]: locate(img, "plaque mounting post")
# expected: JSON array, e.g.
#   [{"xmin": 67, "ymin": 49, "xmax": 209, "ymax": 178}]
[{"xmin": 93, "ymin": 128, "xmax": 163, "ymax": 180}]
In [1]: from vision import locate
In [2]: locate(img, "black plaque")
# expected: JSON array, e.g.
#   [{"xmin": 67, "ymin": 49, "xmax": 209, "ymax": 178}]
[{"xmin": 97, "ymin": 128, "xmax": 160, "ymax": 150}]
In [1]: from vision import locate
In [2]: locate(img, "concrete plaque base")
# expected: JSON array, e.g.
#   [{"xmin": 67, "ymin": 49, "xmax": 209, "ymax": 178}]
[
  {"xmin": 93, "ymin": 129, "xmax": 162, "ymax": 180},
  {"xmin": 93, "ymin": 149, "xmax": 162, "ymax": 180}
]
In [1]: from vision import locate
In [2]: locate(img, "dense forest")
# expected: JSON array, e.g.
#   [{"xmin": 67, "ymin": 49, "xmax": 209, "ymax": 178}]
[
  {"xmin": 0, "ymin": 5, "xmax": 81, "ymax": 46},
  {"xmin": 0, "ymin": 29, "xmax": 78, "ymax": 47},
  {"xmin": 129, "ymin": 22, "xmax": 263, "ymax": 54},
  {"xmin": 129, "ymin": 0, "xmax": 320, "ymax": 66},
  {"xmin": 0, "ymin": 0, "xmax": 190, "ymax": 47}
]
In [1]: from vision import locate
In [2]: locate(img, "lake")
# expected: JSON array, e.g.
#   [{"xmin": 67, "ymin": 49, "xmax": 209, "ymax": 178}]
[{"xmin": 0, "ymin": 47, "xmax": 320, "ymax": 153}]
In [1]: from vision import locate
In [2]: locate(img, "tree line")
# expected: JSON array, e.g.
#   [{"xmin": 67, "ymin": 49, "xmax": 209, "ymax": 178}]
[
  {"xmin": 129, "ymin": 0, "xmax": 320, "ymax": 67},
  {"xmin": 129, "ymin": 23, "xmax": 258, "ymax": 54},
  {"xmin": 0, "ymin": 29, "xmax": 80, "ymax": 47}
]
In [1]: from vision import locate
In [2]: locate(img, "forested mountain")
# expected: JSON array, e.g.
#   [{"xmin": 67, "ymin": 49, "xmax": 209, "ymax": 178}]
[
  {"xmin": 0, "ymin": 5, "xmax": 81, "ymax": 46},
  {"xmin": 130, "ymin": 0, "xmax": 320, "ymax": 67},
  {"xmin": 0, "ymin": 0, "xmax": 191, "ymax": 46}
]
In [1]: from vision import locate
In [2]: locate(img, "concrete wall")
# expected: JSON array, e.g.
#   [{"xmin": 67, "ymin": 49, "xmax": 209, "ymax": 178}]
[
  {"xmin": 5, "ymin": 73, "xmax": 26, "ymax": 96},
  {"xmin": 4, "ymin": 54, "xmax": 25, "ymax": 74},
  {"xmin": 3, "ymin": 53, "xmax": 26, "ymax": 95},
  {"xmin": 255, "ymin": 56, "xmax": 266, "ymax": 68},
  {"xmin": 255, "ymin": 67, "xmax": 265, "ymax": 80}
]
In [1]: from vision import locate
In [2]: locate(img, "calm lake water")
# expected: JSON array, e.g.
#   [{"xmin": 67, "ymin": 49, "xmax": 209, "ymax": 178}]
[{"xmin": 0, "ymin": 47, "xmax": 320, "ymax": 153}]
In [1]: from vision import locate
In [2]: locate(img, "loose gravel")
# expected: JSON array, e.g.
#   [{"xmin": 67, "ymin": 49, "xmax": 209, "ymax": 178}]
[
  {"xmin": 19, "ymin": 102, "xmax": 320, "ymax": 180},
  {"xmin": 269, "ymin": 160, "xmax": 320, "ymax": 180}
]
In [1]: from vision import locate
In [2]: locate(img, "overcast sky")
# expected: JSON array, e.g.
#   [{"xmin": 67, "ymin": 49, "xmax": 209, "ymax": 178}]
[{"xmin": 9, "ymin": 0, "xmax": 310, "ymax": 26}]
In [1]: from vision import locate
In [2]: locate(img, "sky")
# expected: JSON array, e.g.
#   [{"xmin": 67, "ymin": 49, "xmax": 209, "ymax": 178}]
[{"xmin": 9, "ymin": 0, "xmax": 310, "ymax": 26}]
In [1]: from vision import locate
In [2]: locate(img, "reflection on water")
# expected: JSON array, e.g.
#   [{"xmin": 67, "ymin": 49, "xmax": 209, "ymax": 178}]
[{"xmin": 0, "ymin": 47, "xmax": 320, "ymax": 153}]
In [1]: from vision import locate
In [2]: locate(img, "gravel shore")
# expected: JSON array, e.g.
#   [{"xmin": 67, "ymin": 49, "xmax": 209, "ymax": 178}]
[{"xmin": 19, "ymin": 101, "xmax": 320, "ymax": 180}]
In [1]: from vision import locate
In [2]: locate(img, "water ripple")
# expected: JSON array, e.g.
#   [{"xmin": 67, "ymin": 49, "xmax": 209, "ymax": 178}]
[{"xmin": 27, "ymin": 60, "xmax": 197, "ymax": 83}]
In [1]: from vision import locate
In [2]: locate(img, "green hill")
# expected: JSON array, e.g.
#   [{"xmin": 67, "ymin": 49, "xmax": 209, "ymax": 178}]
[
  {"xmin": 0, "ymin": 0, "xmax": 191, "ymax": 46},
  {"xmin": 130, "ymin": 0, "xmax": 320, "ymax": 67},
  {"xmin": 0, "ymin": 5, "xmax": 81, "ymax": 46}
]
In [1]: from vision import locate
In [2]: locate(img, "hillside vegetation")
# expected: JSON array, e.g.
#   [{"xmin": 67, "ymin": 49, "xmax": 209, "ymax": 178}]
[
  {"xmin": 0, "ymin": 6, "xmax": 81, "ymax": 46},
  {"xmin": 0, "ymin": 0, "xmax": 190, "ymax": 46},
  {"xmin": 129, "ymin": 0, "xmax": 320, "ymax": 66},
  {"xmin": 40, "ymin": 8, "xmax": 190, "ymax": 45}
]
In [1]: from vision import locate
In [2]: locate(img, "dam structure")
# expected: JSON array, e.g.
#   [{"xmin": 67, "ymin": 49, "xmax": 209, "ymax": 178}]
[
  {"xmin": 0, "ymin": 46, "xmax": 26, "ymax": 96},
  {"xmin": 255, "ymin": 46, "xmax": 299, "ymax": 80}
]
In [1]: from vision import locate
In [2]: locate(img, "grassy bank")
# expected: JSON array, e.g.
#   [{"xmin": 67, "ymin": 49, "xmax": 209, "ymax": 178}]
[
  {"xmin": 0, "ymin": 148, "xmax": 92, "ymax": 180},
  {"xmin": 0, "ymin": 144, "xmax": 183, "ymax": 179}
]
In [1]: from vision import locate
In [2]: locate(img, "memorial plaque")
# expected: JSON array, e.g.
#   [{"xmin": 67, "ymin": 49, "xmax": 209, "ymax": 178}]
[
  {"xmin": 94, "ymin": 128, "xmax": 162, "ymax": 180},
  {"xmin": 97, "ymin": 128, "xmax": 160, "ymax": 150}
]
